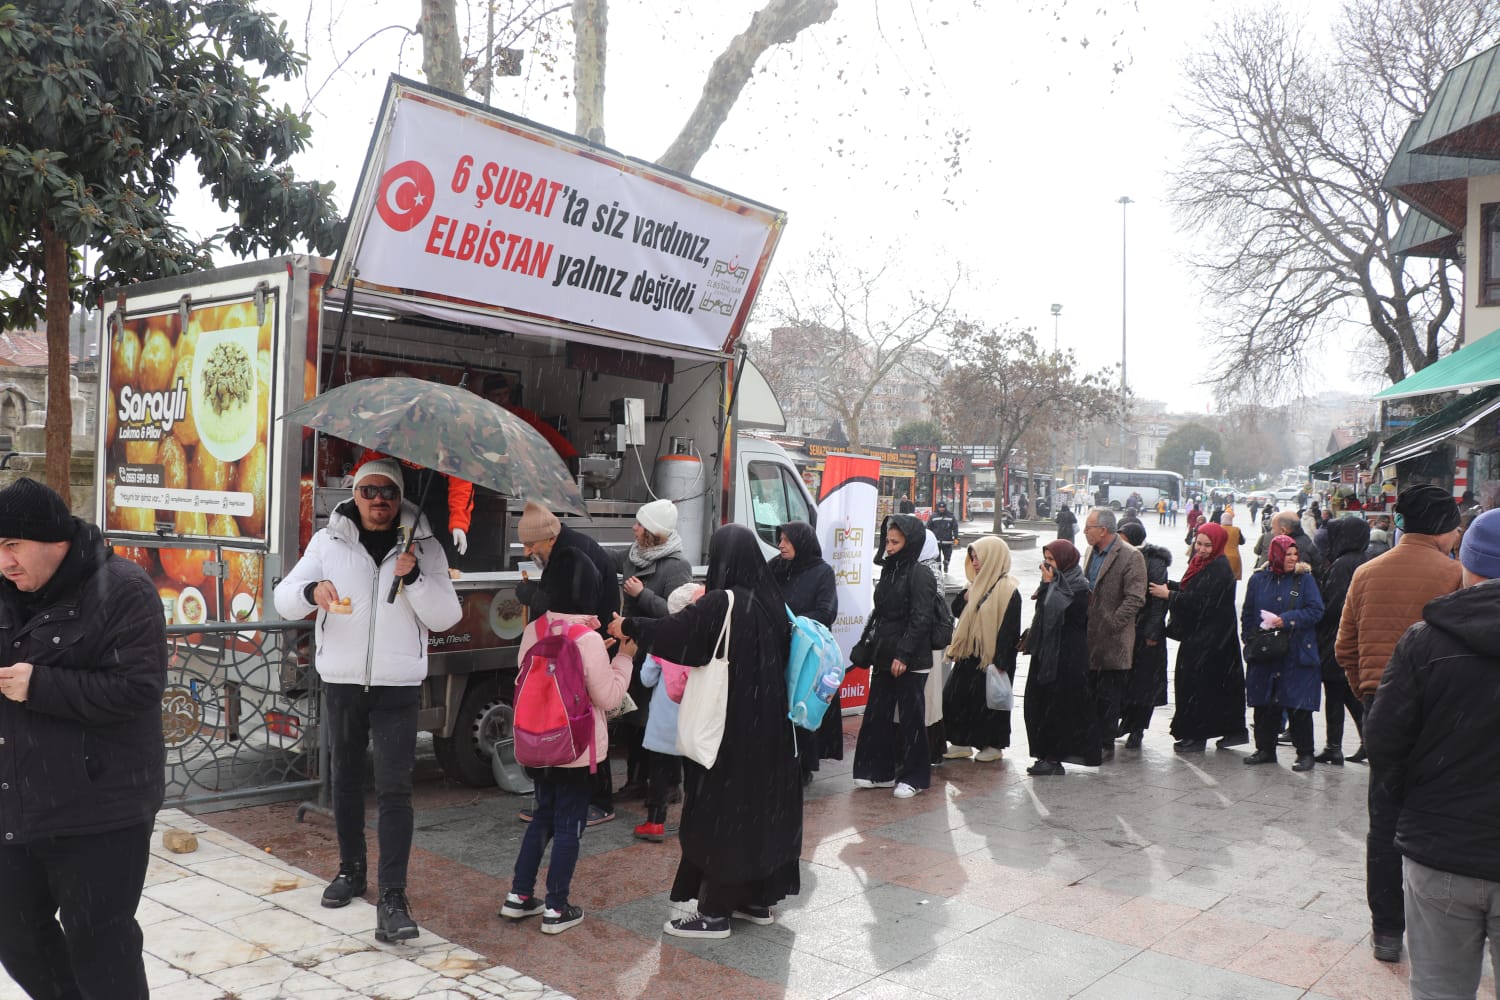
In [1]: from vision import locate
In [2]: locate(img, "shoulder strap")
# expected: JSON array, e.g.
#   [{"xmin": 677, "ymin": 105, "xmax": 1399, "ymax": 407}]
[{"xmin": 712, "ymin": 590, "xmax": 735, "ymax": 659}]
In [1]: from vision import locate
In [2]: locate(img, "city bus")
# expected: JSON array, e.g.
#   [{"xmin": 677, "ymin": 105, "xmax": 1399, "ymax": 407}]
[
  {"xmin": 1077, "ymin": 466, "xmax": 1185, "ymax": 511},
  {"xmin": 968, "ymin": 461, "xmax": 997, "ymax": 516}
]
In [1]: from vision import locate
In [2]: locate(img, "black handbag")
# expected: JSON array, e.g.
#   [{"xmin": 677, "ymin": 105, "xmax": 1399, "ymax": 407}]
[
  {"xmin": 849, "ymin": 613, "xmax": 878, "ymax": 668},
  {"xmin": 1244, "ymin": 579, "xmax": 1299, "ymax": 663}
]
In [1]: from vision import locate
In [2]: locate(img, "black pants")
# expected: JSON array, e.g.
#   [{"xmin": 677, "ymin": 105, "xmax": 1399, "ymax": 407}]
[
  {"xmin": 645, "ymin": 751, "xmax": 682, "ymax": 824},
  {"xmin": 852, "ymin": 667, "xmax": 930, "ymax": 790},
  {"xmin": 325, "ymin": 682, "xmax": 419, "ymax": 890},
  {"xmin": 0, "ymin": 821, "xmax": 152, "ymax": 1000},
  {"xmin": 1089, "ymin": 670, "xmax": 1129, "ymax": 746},
  {"xmin": 937, "ymin": 542, "xmax": 954, "ymax": 571},
  {"xmin": 1253, "ymin": 704, "xmax": 1312, "ymax": 755},
  {"xmin": 1322, "ymin": 677, "xmax": 1363, "ymax": 749},
  {"xmin": 1364, "ymin": 695, "xmax": 1406, "ymax": 934}
]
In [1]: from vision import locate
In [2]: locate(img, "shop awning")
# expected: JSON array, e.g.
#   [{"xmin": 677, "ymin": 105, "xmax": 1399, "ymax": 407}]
[
  {"xmin": 1309, "ymin": 438, "xmax": 1372, "ymax": 476},
  {"xmin": 1406, "ymin": 43, "xmax": 1500, "ymax": 161},
  {"xmin": 1391, "ymin": 209, "xmax": 1458, "ymax": 260},
  {"xmin": 1375, "ymin": 329, "xmax": 1500, "ymax": 399},
  {"xmin": 1380, "ymin": 383, "xmax": 1500, "ymax": 465}
]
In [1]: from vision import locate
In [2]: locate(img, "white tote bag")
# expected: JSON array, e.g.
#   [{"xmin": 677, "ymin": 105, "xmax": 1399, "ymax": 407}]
[{"xmin": 676, "ymin": 591, "xmax": 734, "ymax": 768}]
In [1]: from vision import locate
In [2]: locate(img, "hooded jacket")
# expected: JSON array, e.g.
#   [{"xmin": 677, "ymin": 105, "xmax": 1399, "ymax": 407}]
[
  {"xmin": 1336, "ymin": 533, "xmax": 1461, "ymax": 698},
  {"xmin": 1365, "ymin": 579, "xmax": 1500, "ymax": 882},
  {"xmin": 274, "ymin": 498, "xmax": 461, "ymax": 687},
  {"xmin": 870, "ymin": 514, "xmax": 937, "ymax": 670},
  {"xmin": 769, "ymin": 521, "xmax": 837, "ymax": 628},
  {"xmin": 1316, "ymin": 517, "xmax": 1369, "ymax": 680}
]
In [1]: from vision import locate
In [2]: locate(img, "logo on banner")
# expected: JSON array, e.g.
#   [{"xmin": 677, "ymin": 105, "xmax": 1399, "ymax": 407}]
[
  {"xmin": 377, "ymin": 160, "xmax": 436, "ymax": 232},
  {"xmin": 698, "ymin": 258, "xmax": 750, "ymax": 316}
]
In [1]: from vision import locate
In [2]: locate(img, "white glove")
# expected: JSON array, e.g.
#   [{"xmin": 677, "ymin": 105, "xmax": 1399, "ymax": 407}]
[{"xmin": 452, "ymin": 528, "xmax": 468, "ymax": 555}]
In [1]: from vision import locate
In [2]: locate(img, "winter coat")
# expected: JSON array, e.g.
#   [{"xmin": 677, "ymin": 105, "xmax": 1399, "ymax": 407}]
[
  {"xmin": 639, "ymin": 654, "xmax": 684, "ymax": 756},
  {"xmin": 1023, "ymin": 582, "xmax": 1100, "ymax": 764},
  {"xmin": 274, "ymin": 499, "xmax": 461, "ymax": 687},
  {"xmin": 516, "ymin": 612, "xmax": 630, "ymax": 768},
  {"xmin": 1336, "ymin": 534, "xmax": 1462, "ymax": 698},
  {"xmin": 1366, "ymin": 579, "xmax": 1500, "ymax": 883},
  {"xmin": 1365, "ymin": 528, "xmax": 1391, "ymax": 559},
  {"xmin": 1166, "ymin": 556, "xmax": 1247, "ymax": 741},
  {"xmin": 1055, "ymin": 507, "xmax": 1077, "ymax": 544},
  {"xmin": 1125, "ymin": 543, "xmax": 1173, "ymax": 709},
  {"xmin": 1221, "ymin": 525, "xmax": 1245, "ymax": 580},
  {"xmin": 523, "ymin": 525, "xmax": 622, "ymax": 629},
  {"xmin": 927, "ymin": 512, "xmax": 959, "ymax": 543},
  {"xmin": 0, "ymin": 524, "xmax": 167, "ymax": 843},
  {"xmin": 1083, "ymin": 539, "xmax": 1146, "ymax": 672},
  {"xmin": 616, "ymin": 548, "xmax": 692, "ymax": 620},
  {"xmin": 1316, "ymin": 517, "xmax": 1370, "ymax": 682},
  {"xmin": 1241, "ymin": 569, "xmax": 1325, "ymax": 711},
  {"xmin": 623, "ymin": 585, "xmax": 800, "ymax": 886},
  {"xmin": 869, "ymin": 515, "xmax": 937, "ymax": 672},
  {"xmin": 771, "ymin": 557, "xmax": 837, "ymax": 629}
]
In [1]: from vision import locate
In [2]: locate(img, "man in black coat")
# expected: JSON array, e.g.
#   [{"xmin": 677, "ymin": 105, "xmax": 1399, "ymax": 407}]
[
  {"xmin": 927, "ymin": 501, "xmax": 960, "ymax": 572},
  {"xmin": 1365, "ymin": 509, "xmax": 1500, "ymax": 998},
  {"xmin": 0, "ymin": 479, "xmax": 167, "ymax": 1000}
]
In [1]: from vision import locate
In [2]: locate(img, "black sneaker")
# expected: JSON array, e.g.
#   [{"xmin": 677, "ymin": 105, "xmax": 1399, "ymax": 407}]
[
  {"xmin": 499, "ymin": 893, "xmax": 544, "ymax": 920},
  {"xmin": 542, "ymin": 904, "xmax": 584, "ymax": 935},
  {"xmin": 320, "ymin": 861, "xmax": 367, "ymax": 909},
  {"xmin": 375, "ymin": 888, "xmax": 419, "ymax": 943},
  {"xmin": 664, "ymin": 912, "xmax": 731, "ymax": 939},
  {"xmin": 1124, "ymin": 732, "xmax": 1143, "ymax": 750},
  {"xmin": 732, "ymin": 905, "xmax": 774, "ymax": 925}
]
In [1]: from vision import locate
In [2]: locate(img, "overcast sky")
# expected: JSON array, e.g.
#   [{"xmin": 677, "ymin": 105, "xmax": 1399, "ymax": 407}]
[{"xmin": 237, "ymin": 0, "xmax": 1369, "ymax": 412}]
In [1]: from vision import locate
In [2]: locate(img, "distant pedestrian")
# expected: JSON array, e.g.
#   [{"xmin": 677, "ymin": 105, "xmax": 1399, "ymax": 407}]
[
  {"xmin": 1241, "ymin": 536, "xmax": 1325, "ymax": 772},
  {"xmin": 1017, "ymin": 493, "xmax": 1030, "ymax": 519},
  {"xmin": 1151, "ymin": 522, "xmax": 1249, "ymax": 753},
  {"xmin": 1054, "ymin": 503, "xmax": 1077, "ymax": 547},
  {"xmin": 1157, "ymin": 498, "xmax": 1168, "ymax": 525},
  {"xmin": 1117, "ymin": 521, "xmax": 1170, "ymax": 748},
  {"xmin": 501, "ymin": 550, "xmax": 631, "ymax": 934},
  {"xmin": 927, "ymin": 501, "xmax": 960, "ymax": 573},
  {"xmin": 0, "ymin": 479, "xmax": 168, "ymax": 1000},
  {"xmin": 1220, "ymin": 510, "xmax": 1246, "ymax": 582},
  {"xmin": 1168, "ymin": 498, "xmax": 1179, "ymax": 526},
  {"xmin": 1364, "ymin": 509, "xmax": 1500, "ymax": 999},
  {"xmin": 941, "ymin": 536, "xmax": 1022, "ymax": 763},
  {"xmin": 612, "ymin": 524, "xmax": 800, "ymax": 940},
  {"xmin": 898, "ymin": 497, "xmax": 915, "ymax": 514},
  {"xmin": 1248, "ymin": 497, "xmax": 1261, "ymax": 524},
  {"xmin": 1081, "ymin": 508, "xmax": 1146, "ymax": 760},
  {"xmin": 1336, "ymin": 484, "xmax": 1463, "ymax": 964},
  {"xmin": 1023, "ymin": 540, "xmax": 1101, "ymax": 775}
]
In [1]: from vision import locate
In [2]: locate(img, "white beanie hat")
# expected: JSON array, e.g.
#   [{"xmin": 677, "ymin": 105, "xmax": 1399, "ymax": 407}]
[
  {"xmin": 636, "ymin": 498, "xmax": 678, "ymax": 537},
  {"xmin": 352, "ymin": 458, "xmax": 404, "ymax": 497}
]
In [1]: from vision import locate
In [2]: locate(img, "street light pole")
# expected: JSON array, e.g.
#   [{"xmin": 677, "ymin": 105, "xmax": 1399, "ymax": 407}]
[
  {"xmin": 1050, "ymin": 303, "xmax": 1062, "ymax": 354},
  {"xmin": 1117, "ymin": 195, "xmax": 1133, "ymax": 467}
]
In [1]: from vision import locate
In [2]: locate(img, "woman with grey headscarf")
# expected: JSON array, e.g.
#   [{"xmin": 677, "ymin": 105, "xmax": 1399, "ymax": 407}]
[{"xmin": 1022, "ymin": 540, "xmax": 1101, "ymax": 775}]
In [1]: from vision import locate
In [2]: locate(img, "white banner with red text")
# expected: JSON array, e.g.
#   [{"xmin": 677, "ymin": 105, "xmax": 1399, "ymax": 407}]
[{"xmin": 816, "ymin": 454, "xmax": 881, "ymax": 712}]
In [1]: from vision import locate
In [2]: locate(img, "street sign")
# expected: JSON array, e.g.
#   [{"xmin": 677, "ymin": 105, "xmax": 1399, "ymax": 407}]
[{"xmin": 1193, "ymin": 449, "xmax": 1212, "ymax": 466}]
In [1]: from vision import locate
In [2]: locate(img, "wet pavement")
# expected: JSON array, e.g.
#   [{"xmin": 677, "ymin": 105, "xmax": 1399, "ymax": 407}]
[{"xmin": 0, "ymin": 515, "xmax": 1442, "ymax": 998}]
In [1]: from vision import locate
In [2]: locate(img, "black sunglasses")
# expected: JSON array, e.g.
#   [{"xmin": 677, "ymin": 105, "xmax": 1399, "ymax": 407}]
[{"xmin": 356, "ymin": 484, "xmax": 400, "ymax": 501}]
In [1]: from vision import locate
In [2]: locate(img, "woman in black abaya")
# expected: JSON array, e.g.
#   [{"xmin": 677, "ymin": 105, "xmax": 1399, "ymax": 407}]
[
  {"xmin": 770, "ymin": 522, "xmax": 842, "ymax": 778},
  {"xmin": 611, "ymin": 524, "xmax": 799, "ymax": 940},
  {"xmin": 1023, "ymin": 540, "xmax": 1101, "ymax": 775}
]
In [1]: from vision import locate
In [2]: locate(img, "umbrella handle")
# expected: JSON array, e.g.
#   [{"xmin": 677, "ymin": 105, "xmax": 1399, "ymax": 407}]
[{"xmin": 386, "ymin": 525, "xmax": 412, "ymax": 604}]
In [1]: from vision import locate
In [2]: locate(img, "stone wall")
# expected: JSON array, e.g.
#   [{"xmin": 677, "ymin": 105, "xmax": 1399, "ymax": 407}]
[{"xmin": 0, "ymin": 453, "xmax": 98, "ymax": 521}]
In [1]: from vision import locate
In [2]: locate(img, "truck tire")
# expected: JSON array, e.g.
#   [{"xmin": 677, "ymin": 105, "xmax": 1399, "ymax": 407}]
[{"xmin": 433, "ymin": 677, "xmax": 513, "ymax": 788}]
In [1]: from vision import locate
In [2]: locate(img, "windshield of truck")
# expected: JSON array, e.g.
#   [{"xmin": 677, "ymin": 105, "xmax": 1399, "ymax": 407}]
[{"xmin": 748, "ymin": 461, "xmax": 811, "ymax": 546}]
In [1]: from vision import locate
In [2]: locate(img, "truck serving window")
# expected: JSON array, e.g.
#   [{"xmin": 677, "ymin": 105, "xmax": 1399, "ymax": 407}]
[{"xmin": 747, "ymin": 461, "xmax": 811, "ymax": 545}]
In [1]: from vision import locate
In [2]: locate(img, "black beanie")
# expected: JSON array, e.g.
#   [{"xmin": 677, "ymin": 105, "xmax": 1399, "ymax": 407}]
[
  {"xmin": 1118, "ymin": 521, "xmax": 1147, "ymax": 546},
  {"xmin": 539, "ymin": 546, "xmax": 601, "ymax": 616},
  {"xmin": 0, "ymin": 478, "xmax": 75, "ymax": 542},
  {"xmin": 1398, "ymin": 484, "xmax": 1461, "ymax": 536}
]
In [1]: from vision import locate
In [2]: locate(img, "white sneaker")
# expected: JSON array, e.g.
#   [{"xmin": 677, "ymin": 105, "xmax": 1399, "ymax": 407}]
[
  {"xmin": 942, "ymin": 745, "xmax": 975, "ymax": 759},
  {"xmin": 853, "ymin": 778, "xmax": 895, "ymax": 789},
  {"xmin": 893, "ymin": 782, "xmax": 922, "ymax": 799},
  {"xmin": 974, "ymin": 747, "xmax": 1003, "ymax": 762}
]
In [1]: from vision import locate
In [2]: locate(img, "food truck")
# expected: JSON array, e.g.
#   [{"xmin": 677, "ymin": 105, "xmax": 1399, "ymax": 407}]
[{"xmin": 96, "ymin": 77, "xmax": 811, "ymax": 787}]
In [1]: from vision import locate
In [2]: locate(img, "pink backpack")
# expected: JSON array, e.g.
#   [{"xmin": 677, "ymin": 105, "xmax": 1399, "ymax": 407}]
[{"xmin": 513, "ymin": 616, "xmax": 597, "ymax": 771}]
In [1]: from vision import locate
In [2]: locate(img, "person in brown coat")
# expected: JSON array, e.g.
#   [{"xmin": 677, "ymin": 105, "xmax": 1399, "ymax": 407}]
[
  {"xmin": 1082, "ymin": 508, "xmax": 1146, "ymax": 760},
  {"xmin": 1334, "ymin": 483, "xmax": 1462, "ymax": 965}
]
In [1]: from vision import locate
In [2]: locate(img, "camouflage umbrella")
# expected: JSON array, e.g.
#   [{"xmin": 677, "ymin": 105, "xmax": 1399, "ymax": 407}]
[{"xmin": 282, "ymin": 376, "xmax": 587, "ymax": 515}]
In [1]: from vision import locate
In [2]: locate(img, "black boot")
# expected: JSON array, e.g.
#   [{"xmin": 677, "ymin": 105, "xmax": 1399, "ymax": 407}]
[
  {"xmin": 376, "ymin": 888, "xmax": 420, "ymax": 942},
  {"xmin": 321, "ymin": 860, "xmax": 367, "ymax": 909},
  {"xmin": 1313, "ymin": 747, "xmax": 1344, "ymax": 765}
]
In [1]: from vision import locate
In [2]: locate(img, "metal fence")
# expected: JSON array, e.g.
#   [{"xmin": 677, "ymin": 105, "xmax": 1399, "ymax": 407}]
[{"xmin": 163, "ymin": 619, "xmax": 322, "ymax": 808}]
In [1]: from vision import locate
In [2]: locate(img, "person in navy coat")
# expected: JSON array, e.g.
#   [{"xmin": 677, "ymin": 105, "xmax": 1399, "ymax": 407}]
[{"xmin": 1241, "ymin": 534, "xmax": 1325, "ymax": 772}]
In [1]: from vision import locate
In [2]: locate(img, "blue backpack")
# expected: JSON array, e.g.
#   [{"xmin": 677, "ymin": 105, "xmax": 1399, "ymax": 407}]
[{"xmin": 785, "ymin": 607, "xmax": 846, "ymax": 733}]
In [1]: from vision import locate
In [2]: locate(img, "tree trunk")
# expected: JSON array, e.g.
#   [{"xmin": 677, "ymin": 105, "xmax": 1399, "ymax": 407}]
[
  {"xmin": 41, "ymin": 219, "xmax": 72, "ymax": 506},
  {"xmin": 420, "ymin": 0, "xmax": 463, "ymax": 94},
  {"xmin": 573, "ymin": 0, "xmax": 607, "ymax": 143},
  {"xmin": 657, "ymin": 0, "xmax": 837, "ymax": 175}
]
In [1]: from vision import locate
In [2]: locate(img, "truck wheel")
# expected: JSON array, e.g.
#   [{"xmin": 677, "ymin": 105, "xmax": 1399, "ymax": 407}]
[{"xmin": 433, "ymin": 678, "xmax": 512, "ymax": 788}]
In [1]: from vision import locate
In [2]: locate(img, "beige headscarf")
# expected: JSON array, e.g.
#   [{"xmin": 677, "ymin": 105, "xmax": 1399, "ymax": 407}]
[{"xmin": 946, "ymin": 535, "xmax": 1017, "ymax": 665}]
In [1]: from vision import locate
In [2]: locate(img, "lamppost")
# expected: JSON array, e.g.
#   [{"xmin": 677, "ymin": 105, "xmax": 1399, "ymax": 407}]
[
  {"xmin": 1117, "ymin": 196, "xmax": 1133, "ymax": 467},
  {"xmin": 1050, "ymin": 303, "xmax": 1062, "ymax": 354}
]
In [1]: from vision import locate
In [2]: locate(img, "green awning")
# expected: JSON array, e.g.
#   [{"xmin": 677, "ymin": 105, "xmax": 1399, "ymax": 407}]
[
  {"xmin": 1309, "ymin": 438, "xmax": 1372, "ymax": 475},
  {"xmin": 1381, "ymin": 383, "xmax": 1500, "ymax": 466},
  {"xmin": 1391, "ymin": 209, "xmax": 1458, "ymax": 260},
  {"xmin": 1375, "ymin": 330, "xmax": 1500, "ymax": 399},
  {"xmin": 1407, "ymin": 42, "xmax": 1500, "ymax": 161},
  {"xmin": 1383, "ymin": 120, "xmax": 1496, "ymax": 231}
]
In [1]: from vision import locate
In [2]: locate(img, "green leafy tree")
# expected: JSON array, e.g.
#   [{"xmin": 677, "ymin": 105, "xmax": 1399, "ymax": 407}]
[
  {"xmin": 939, "ymin": 321, "xmax": 1120, "ymax": 534},
  {"xmin": 0, "ymin": 0, "xmax": 343, "ymax": 501},
  {"xmin": 892, "ymin": 420, "xmax": 943, "ymax": 450},
  {"xmin": 1156, "ymin": 423, "xmax": 1224, "ymax": 480}
]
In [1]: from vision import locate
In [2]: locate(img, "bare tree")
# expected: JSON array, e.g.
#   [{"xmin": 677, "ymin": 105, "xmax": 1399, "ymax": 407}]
[
  {"xmin": 1171, "ymin": 0, "xmax": 1500, "ymax": 399},
  {"xmin": 938, "ymin": 323, "xmax": 1121, "ymax": 534},
  {"xmin": 759, "ymin": 250, "xmax": 960, "ymax": 450}
]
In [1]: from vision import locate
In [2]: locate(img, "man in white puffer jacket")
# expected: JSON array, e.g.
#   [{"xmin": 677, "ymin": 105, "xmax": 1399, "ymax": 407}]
[{"xmin": 274, "ymin": 458, "xmax": 460, "ymax": 944}]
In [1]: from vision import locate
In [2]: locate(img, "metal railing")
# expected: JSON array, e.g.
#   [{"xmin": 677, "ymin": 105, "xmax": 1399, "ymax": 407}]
[{"xmin": 163, "ymin": 619, "xmax": 322, "ymax": 808}]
